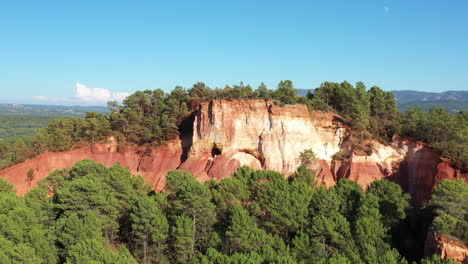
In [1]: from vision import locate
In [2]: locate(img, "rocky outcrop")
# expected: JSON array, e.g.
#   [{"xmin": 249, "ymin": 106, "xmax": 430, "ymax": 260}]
[
  {"xmin": 425, "ymin": 232, "xmax": 468, "ymax": 263},
  {"xmin": 337, "ymin": 141, "xmax": 405, "ymax": 188},
  {"xmin": 179, "ymin": 100, "xmax": 347, "ymax": 183},
  {"xmin": 1, "ymin": 99, "xmax": 466, "ymax": 206}
]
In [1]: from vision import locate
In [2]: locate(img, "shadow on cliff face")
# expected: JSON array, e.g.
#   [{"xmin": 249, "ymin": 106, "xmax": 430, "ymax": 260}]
[
  {"xmin": 389, "ymin": 148, "xmax": 441, "ymax": 209},
  {"xmin": 389, "ymin": 199, "xmax": 444, "ymax": 262},
  {"xmin": 387, "ymin": 148, "xmax": 443, "ymax": 262},
  {"xmin": 179, "ymin": 112, "xmax": 195, "ymax": 164},
  {"xmin": 332, "ymin": 115, "xmax": 346, "ymax": 125}
]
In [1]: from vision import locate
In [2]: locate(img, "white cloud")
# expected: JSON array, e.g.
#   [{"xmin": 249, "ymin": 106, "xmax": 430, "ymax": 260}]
[
  {"xmin": 35, "ymin": 83, "xmax": 129, "ymax": 105},
  {"xmin": 35, "ymin": 96, "xmax": 49, "ymax": 100},
  {"xmin": 384, "ymin": 6, "xmax": 390, "ymax": 13},
  {"xmin": 75, "ymin": 82, "xmax": 129, "ymax": 103}
]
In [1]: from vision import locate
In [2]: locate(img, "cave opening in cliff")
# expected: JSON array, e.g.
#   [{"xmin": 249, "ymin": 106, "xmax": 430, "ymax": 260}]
[
  {"xmin": 179, "ymin": 112, "xmax": 195, "ymax": 164},
  {"xmin": 211, "ymin": 146, "xmax": 222, "ymax": 157}
]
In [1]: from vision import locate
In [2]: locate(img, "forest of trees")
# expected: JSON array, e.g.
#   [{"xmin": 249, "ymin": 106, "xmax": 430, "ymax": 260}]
[
  {"xmin": 309, "ymin": 82, "xmax": 467, "ymax": 168},
  {"xmin": 0, "ymin": 112, "xmax": 112, "ymax": 169},
  {"xmin": 1, "ymin": 80, "xmax": 465, "ymax": 170},
  {"xmin": 0, "ymin": 115, "xmax": 56, "ymax": 139},
  {"xmin": 0, "ymin": 159, "xmax": 464, "ymax": 263}
]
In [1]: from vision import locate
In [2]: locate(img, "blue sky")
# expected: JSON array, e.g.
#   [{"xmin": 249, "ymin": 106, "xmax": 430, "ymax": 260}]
[{"xmin": 1, "ymin": 0, "xmax": 467, "ymax": 105}]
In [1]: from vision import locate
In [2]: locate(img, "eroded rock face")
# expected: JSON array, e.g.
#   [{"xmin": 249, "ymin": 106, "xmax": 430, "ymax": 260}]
[
  {"xmin": 340, "ymin": 141, "xmax": 405, "ymax": 188},
  {"xmin": 391, "ymin": 136, "xmax": 468, "ymax": 207},
  {"xmin": 179, "ymin": 100, "xmax": 347, "ymax": 182},
  {"xmin": 1, "ymin": 99, "xmax": 466, "ymax": 206},
  {"xmin": 425, "ymin": 232, "xmax": 468, "ymax": 263}
]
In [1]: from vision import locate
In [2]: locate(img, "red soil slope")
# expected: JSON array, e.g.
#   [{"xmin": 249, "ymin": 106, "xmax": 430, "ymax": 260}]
[{"xmin": 0, "ymin": 140, "xmax": 182, "ymax": 195}]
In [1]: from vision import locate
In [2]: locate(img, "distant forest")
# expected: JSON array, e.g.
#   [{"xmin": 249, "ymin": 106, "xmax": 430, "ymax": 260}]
[
  {"xmin": 0, "ymin": 103, "xmax": 106, "ymax": 116},
  {"xmin": 0, "ymin": 115, "xmax": 57, "ymax": 139},
  {"xmin": 1, "ymin": 80, "xmax": 466, "ymax": 170},
  {"xmin": 0, "ymin": 104, "xmax": 108, "ymax": 140}
]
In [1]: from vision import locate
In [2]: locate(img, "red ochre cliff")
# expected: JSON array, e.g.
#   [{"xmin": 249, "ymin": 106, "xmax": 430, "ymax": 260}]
[{"xmin": 1, "ymin": 99, "xmax": 467, "ymax": 206}]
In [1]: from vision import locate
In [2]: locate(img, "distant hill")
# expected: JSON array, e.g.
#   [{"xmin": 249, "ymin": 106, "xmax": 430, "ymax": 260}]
[
  {"xmin": 391, "ymin": 90, "xmax": 468, "ymax": 113},
  {"xmin": 0, "ymin": 104, "xmax": 107, "ymax": 117},
  {"xmin": 297, "ymin": 89, "xmax": 313, "ymax": 96},
  {"xmin": 396, "ymin": 99, "xmax": 468, "ymax": 113},
  {"xmin": 297, "ymin": 89, "xmax": 468, "ymax": 113},
  {"xmin": 391, "ymin": 90, "xmax": 468, "ymax": 104}
]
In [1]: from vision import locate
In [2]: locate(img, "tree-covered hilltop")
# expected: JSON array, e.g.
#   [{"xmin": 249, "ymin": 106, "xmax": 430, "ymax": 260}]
[
  {"xmin": 1, "ymin": 80, "xmax": 466, "ymax": 170},
  {"xmin": 0, "ymin": 159, "xmax": 461, "ymax": 263},
  {"xmin": 0, "ymin": 113, "xmax": 113, "ymax": 169}
]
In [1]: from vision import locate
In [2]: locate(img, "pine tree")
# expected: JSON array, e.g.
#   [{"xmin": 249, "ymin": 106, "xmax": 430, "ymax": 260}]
[
  {"xmin": 367, "ymin": 180, "xmax": 410, "ymax": 227},
  {"xmin": 0, "ymin": 140, "xmax": 8, "ymax": 159},
  {"xmin": 167, "ymin": 170, "xmax": 216, "ymax": 250},
  {"xmin": 291, "ymin": 164, "xmax": 316, "ymax": 188},
  {"xmin": 173, "ymin": 214, "xmax": 195, "ymax": 263},
  {"xmin": 292, "ymin": 231, "xmax": 314, "ymax": 263},
  {"xmin": 11, "ymin": 139, "xmax": 28, "ymax": 161},
  {"xmin": 255, "ymin": 82, "xmax": 270, "ymax": 99},
  {"xmin": 129, "ymin": 196, "xmax": 169, "ymax": 263},
  {"xmin": 225, "ymin": 206, "xmax": 256, "ymax": 253},
  {"xmin": 274, "ymin": 80, "xmax": 298, "ymax": 104}
]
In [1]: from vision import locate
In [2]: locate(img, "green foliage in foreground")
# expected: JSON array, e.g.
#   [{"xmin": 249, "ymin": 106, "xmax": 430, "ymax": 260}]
[
  {"xmin": 425, "ymin": 179, "xmax": 468, "ymax": 243},
  {"xmin": 0, "ymin": 160, "xmax": 459, "ymax": 263}
]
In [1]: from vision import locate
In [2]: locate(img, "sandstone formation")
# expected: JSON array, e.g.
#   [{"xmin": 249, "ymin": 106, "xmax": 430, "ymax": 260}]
[
  {"xmin": 1, "ymin": 99, "xmax": 466, "ymax": 207},
  {"xmin": 425, "ymin": 232, "xmax": 468, "ymax": 263},
  {"xmin": 179, "ymin": 100, "xmax": 346, "ymax": 183}
]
